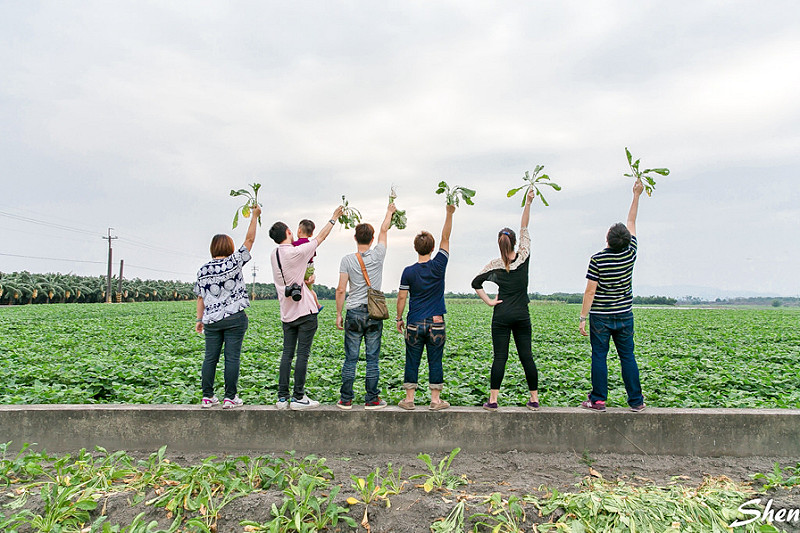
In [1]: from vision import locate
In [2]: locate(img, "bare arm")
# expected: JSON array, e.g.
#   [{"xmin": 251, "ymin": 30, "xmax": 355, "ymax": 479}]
[
  {"xmin": 475, "ymin": 288, "xmax": 503, "ymax": 307},
  {"xmin": 520, "ymin": 188, "xmax": 535, "ymax": 229},
  {"xmin": 242, "ymin": 205, "xmax": 262, "ymax": 251},
  {"xmin": 315, "ymin": 206, "xmax": 345, "ymax": 246},
  {"xmin": 195, "ymin": 297, "xmax": 204, "ymax": 333},
  {"xmin": 626, "ymin": 180, "xmax": 644, "ymax": 237},
  {"xmin": 579, "ymin": 280, "xmax": 598, "ymax": 336},
  {"xmin": 396, "ymin": 289, "xmax": 408, "ymax": 333},
  {"xmin": 335, "ymin": 272, "xmax": 348, "ymax": 330},
  {"xmin": 439, "ymin": 205, "xmax": 455, "ymax": 253},
  {"xmin": 377, "ymin": 202, "xmax": 397, "ymax": 246}
]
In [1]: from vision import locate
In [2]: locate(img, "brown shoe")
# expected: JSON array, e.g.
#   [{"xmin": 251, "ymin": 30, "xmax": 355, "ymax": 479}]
[
  {"xmin": 429, "ymin": 400, "xmax": 450, "ymax": 411},
  {"xmin": 398, "ymin": 399, "xmax": 415, "ymax": 410}
]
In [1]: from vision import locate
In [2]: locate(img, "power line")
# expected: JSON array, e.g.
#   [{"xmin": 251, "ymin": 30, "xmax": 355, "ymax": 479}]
[
  {"xmin": 0, "ymin": 252, "xmax": 105, "ymax": 264},
  {"xmin": 0, "ymin": 210, "xmax": 103, "ymax": 237},
  {"xmin": 124, "ymin": 263, "xmax": 194, "ymax": 276}
]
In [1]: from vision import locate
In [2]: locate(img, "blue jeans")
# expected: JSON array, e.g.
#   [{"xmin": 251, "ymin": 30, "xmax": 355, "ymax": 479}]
[
  {"xmin": 280, "ymin": 313, "xmax": 318, "ymax": 401},
  {"xmin": 341, "ymin": 305, "xmax": 383, "ymax": 403},
  {"xmin": 404, "ymin": 319, "xmax": 445, "ymax": 387},
  {"xmin": 202, "ymin": 311, "xmax": 248, "ymax": 400},
  {"xmin": 589, "ymin": 311, "xmax": 644, "ymax": 407}
]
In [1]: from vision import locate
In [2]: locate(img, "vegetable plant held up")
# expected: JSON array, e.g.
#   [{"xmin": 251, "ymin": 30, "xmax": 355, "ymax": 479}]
[
  {"xmin": 338, "ymin": 196, "xmax": 362, "ymax": 229},
  {"xmin": 507, "ymin": 165, "xmax": 561, "ymax": 206},
  {"xmin": 435, "ymin": 181, "xmax": 476, "ymax": 207},
  {"xmin": 625, "ymin": 147, "xmax": 670, "ymax": 196},
  {"xmin": 389, "ymin": 187, "xmax": 407, "ymax": 229},
  {"xmin": 230, "ymin": 183, "xmax": 262, "ymax": 229}
]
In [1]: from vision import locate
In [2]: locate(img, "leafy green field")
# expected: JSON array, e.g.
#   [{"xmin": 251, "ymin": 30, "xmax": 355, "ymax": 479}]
[{"xmin": 0, "ymin": 300, "xmax": 798, "ymax": 408}]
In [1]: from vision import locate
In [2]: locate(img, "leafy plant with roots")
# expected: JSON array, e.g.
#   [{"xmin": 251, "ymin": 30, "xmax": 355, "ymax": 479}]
[
  {"xmin": 230, "ymin": 183, "xmax": 262, "ymax": 229},
  {"xmin": 436, "ymin": 181, "xmax": 476, "ymax": 207},
  {"xmin": 411, "ymin": 448, "xmax": 466, "ymax": 492},
  {"xmin": 624, "ymin": 147, "xmax": 670, "ymax": 196},
  {"xmin": 338, "ymin": 195, "xmax": 362, "ymax": 229},
  {"xmin": 388, "ymin": 187, "xmax": 407, "ymax": 229},
  {"xmin": 507, "ymin": 165, "xmax": 561, "ymax": 207}
]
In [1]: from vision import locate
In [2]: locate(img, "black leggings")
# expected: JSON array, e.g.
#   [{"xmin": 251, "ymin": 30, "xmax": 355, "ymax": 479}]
[{"xmin": 490, "ymin": 316, "xmax": 538, "ymax": 391}]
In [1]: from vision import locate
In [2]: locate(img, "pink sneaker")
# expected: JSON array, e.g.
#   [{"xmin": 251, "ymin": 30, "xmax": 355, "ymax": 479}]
[{"xmin": 201, "ymin": 396, "xmax": 219, "ymax": 409}]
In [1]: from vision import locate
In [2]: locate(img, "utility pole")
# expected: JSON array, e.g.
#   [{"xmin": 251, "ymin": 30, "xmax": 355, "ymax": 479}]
[
  {"xmin": 117, "ymin": 259, "xmax": 124, "ymax": 303},
  {"xmin": 251, "ymin": 264, "xmax": 259, "ymax": 300},
  {"xmin": 102, "ymin": 228, "xmax": 118, "ymax": 303}
]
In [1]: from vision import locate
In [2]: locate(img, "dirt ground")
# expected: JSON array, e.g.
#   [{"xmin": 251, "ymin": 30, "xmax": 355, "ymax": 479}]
[{"xmin": 59, "ymin": 450, "xmax": 800, "ymax": 532}]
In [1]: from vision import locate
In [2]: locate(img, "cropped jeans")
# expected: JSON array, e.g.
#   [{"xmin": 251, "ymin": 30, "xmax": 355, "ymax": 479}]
[
  {"xmin": 403, "ymin": 319, "xmax": 446, "ymax": 388},
  {"xmin": 279, "ymin": 312, "xmax": 318, "ymax": 401},
  {"xmin": 341, "ymin": 305, "xmax": 383, "ymax": 403},
  {"xmin": 588, "ymin": 311, "xmax": 644, "ymax": 407},
  {"xmin": 202, "ymin": 311, "xmax": 248, "ymax": 400}
]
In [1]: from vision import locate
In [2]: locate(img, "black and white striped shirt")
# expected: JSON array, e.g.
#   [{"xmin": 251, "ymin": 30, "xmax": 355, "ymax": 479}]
[{"xmin": 586, "ymin": 236, "xmax": 637, "ymax": 314}]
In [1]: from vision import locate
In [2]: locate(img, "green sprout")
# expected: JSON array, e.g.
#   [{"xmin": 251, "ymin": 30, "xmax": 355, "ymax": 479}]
[
  {"xmin": 230, "ymin": 183, "xmax": 261, "ymax": 229},
  {"xmin": 507, "ymin": 165, "xmax": 561, "ymax": 207},
  {"xmin": 338, "ymin": 195, "xmax": 362, "ymax": 229},
  {"xmin": 624, "ymin": 147, "xmax": 670, "ymax": 196},
  {"xmin": 389, "ymin": 187, "xmax": 407, "ymax": 230},
  {"xmin": 435, "ymin": 181, "xmax": 476, "ymax": 207}
]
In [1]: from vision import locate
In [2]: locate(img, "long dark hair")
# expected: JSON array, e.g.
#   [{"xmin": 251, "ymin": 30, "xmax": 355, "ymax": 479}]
[{"xmin": 497, "ymin": 228, "xmax": 516, "ymax": 271}]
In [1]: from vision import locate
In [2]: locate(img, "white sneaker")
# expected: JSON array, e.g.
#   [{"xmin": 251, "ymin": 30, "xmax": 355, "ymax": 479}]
[
  {"xmin": 276, "ymin": 398, "xmax": 290, "ymax": 410},
  {"xmin": 222, "ymin": 396, "xmax": 244, "ymax": 409},
  {"xmin": 201, "ymin": 396, "xmax": 219, "ymax": 409},
  {"xmin": 289, "ymin": 395, "xmax": 320, "ymax": 410}
]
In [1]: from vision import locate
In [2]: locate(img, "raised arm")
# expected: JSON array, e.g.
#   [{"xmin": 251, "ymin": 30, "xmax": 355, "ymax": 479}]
[
  {"xmin": 439, "ymin": 205, "xmax": 455, "ymax": 253},
  {"xmin": 377, "ymin": 202, "xmax": 397, "ymax": 246},
  {"xmin": 242, "ymin": 205, "xmax": 262, "ymax": 251},
  {"xmin": 626, "ymin": 180, "xmax": 644, "ymax": 237},
  {"xmin": 315, "ymin": 205, "xmax": 345, "ymax": 245},
  {"xmin": 520, "ymin": 188, "xmax": 535, "ymax": 229}
]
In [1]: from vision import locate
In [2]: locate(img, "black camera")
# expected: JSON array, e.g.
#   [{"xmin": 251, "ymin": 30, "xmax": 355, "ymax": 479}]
[{"xmin": 285, "ymin": 283, "xmax": 303, "ymax": 301}]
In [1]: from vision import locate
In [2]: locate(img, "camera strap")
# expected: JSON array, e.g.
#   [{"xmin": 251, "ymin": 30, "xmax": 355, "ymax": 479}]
[{"xmin": 275, "ymin": 249, "xmax": 289, "ymax": 286}]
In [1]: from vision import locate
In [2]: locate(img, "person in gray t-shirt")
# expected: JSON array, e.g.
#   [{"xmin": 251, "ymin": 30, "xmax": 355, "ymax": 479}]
[{"xmin": 334, "ymin": 201, "xmax": 396, "ymax": 410}]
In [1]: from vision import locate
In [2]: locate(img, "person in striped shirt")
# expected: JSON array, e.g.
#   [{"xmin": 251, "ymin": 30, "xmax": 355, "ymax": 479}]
[{"xmin": 579, "ymin": 179, "xmax": 646, "ymax": 413}]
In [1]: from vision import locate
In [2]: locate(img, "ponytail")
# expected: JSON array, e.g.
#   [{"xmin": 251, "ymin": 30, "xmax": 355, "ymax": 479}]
[{"xmin": 497, "ymin": 228, "xmax": 517, "ymax": 271}]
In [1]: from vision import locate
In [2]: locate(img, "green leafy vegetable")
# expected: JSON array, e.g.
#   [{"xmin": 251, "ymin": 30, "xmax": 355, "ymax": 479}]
[
  {"xmin": 435, "ymin": 181, "xmax": 476, "ymax": 207},
  {"xmin": 338, "ymin": 195, "xmax": 362, "ymax": 229},
  {"xmin": 388, "ymin": 187, "xmax": 407, "ymax": 230},
  {"xmin": 624, "ymin": 147, "xmax": 670, "ymax": 196},
  {"xmin": 507, "ymin": 165, "xmax": 561, "ymax": 207},
  {"xmin": 230, "ymin": 183, "xmax": 262, "ymax": 229}
]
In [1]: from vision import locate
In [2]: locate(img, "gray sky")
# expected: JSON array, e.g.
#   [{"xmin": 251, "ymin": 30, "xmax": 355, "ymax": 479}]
[{"xmin": 1, "ymin": 1, "xmax": 798, "ymax": 297}]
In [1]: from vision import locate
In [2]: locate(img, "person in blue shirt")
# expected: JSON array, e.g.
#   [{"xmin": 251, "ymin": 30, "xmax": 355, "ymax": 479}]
[{"xmin": 395, "ymin": 204, "xmax": 455, "ymax": 410}]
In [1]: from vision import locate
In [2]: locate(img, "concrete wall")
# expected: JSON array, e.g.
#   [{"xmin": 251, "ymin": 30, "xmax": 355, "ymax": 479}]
[{"xmin": 1, "ymin": 405, "xmax": 798, "ymax": 457}]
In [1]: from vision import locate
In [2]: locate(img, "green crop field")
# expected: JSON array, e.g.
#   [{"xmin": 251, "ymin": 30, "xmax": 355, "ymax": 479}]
[{"xmin": 0, "ymin": 300, "xmax": 798, "ymax": 408}]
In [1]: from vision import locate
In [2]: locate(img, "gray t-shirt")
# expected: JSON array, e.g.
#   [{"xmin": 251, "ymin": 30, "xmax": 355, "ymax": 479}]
[{"xmin": 339, "ymin": 243, "xmax": 387, "ymax": 310}]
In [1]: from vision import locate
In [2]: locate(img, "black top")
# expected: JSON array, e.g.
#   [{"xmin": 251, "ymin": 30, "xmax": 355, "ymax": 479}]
[{"xmin": 471, "ymin": 227, "xmax": 531, "ymax": 323}]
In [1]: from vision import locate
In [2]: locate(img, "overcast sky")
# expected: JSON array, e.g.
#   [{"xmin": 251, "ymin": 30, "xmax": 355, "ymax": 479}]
[{"xmin": 1, "ymin": 1, "xmax": 798, "ymax": 297}]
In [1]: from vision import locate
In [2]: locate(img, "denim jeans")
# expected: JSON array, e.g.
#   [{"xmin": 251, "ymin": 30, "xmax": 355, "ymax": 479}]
[
  {"xmin": 202, "ymin": 311, "xmax": 248, "ymax": 400},
  {"xmin": 404, "ymin": 319, "xmax": 445, "ymax": 386},
  {"xmin": 490, "ymin": 316, "xmax": 538, "ymax": 391},
  {"xmin": 280, "ymin": 313, "xmax": 318, "ymax": 401},
  {"xmin": 341, "ymin": 305, "xmax": 383, "ymax": 403},
  {"xmin": 589, "ymin": 311, "xmax": 644, "ymax": 406}
]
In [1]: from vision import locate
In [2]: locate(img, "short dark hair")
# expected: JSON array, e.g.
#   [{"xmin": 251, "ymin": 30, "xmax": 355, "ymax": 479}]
[
  {"xmin": 298, "ymin": 219, "xmax": 315, "ymax": 236},
  {"xmin": 269, "ymin": 222, "xmax": 289, "ymax": 244},
  {"xmin": 606, "ymin": 223, "xmax": 631, "ymax": 252},
  {"xmin": 354, "ymin": 223, "xmax": 374, "ymax": 245},
  {"xmin": 414, "ymin": 231, "xmax": 435, "ymax": 256},
  {"xmin": 210, "ymin": 234, "xmax": 234, "ymax": 257}
]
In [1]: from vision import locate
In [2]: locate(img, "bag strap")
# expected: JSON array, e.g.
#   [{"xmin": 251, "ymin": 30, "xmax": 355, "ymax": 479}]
[{"xmin": 355, "ymin": 253, "xmax": 372, "ymax": 287}]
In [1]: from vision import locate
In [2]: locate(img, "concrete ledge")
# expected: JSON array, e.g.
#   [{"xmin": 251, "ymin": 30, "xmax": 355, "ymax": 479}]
[{"xmin": 1, "ymin": 405, "xmax": 799, "ymax": 457}]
